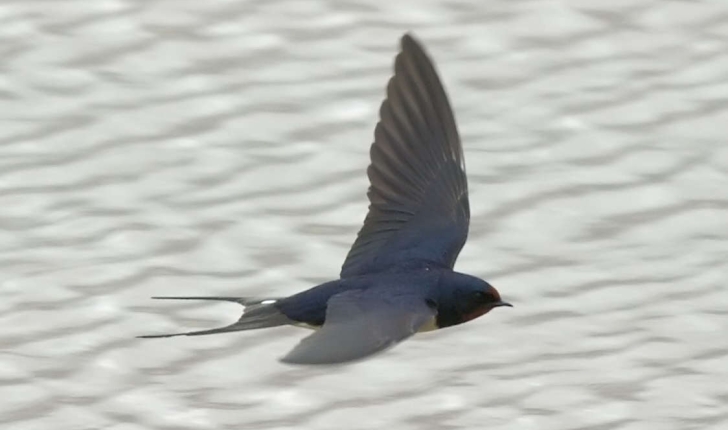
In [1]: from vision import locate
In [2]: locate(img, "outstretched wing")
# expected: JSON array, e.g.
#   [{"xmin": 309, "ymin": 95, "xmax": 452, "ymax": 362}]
[
  {"xmin": 341, "ymin": 33, "xmax": 469, "ymax": 278},
  {"xmin": 280, "ymin": 289, "xmax": 436, "ymax": 365}
]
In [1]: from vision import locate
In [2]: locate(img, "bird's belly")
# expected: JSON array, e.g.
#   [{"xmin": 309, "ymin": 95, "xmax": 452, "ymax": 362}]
[
  {"xmin": 293, "ymin": 322, "xmax": 321, "ymax": 330},
  {"xmin": 417, "ymin": 316, "xmax": 439, "ymax": 333}
]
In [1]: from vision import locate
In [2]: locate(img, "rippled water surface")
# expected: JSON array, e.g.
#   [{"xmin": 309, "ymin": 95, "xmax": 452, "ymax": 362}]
[{"xmin": 2, "ymin": 1, "xmax": 727, "ymax": 429}]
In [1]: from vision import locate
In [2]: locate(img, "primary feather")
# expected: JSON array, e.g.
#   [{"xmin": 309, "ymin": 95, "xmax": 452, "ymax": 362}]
[{"xmin": 341, "ymin": 33, "xmax": 469, "ymax": 278}]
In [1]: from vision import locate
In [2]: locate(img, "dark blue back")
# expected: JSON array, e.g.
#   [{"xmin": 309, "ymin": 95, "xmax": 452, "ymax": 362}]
[{"xmin": 275, "ymin": 270, "xmax": 443, "ymax": 326}]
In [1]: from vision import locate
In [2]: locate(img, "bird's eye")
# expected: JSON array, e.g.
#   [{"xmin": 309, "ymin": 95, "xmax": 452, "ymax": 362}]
[{"xmin": 474, "ymin": 291, "xmax": 495, "ymax": 303}]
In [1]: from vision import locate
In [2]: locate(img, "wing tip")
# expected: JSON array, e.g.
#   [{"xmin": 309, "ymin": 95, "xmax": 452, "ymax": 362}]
[
  {"xmin": 279, "ymin": 352, "xmax": 319, "ymax": 366},
  {"xmin": 278, "ymin": 352, "xmax": 353, "ymax": 366},
  {"xmin": 399, "ymin": 32, "xmax": 431, "ymax": 60},
  {"xmin": 400, "ymin": 32, "xmax": 420, "ymax": 49}
]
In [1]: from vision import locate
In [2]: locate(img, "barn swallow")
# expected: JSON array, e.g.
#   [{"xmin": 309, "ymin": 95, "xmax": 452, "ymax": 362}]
[{"xmin": 140, "ymin": 33, "xmax": 512, "ymax": 365}]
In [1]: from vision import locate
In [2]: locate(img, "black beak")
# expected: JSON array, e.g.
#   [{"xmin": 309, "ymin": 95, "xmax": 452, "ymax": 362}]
[{"xmin": 493, "ymin": 301, "xmax": 513, "ymax": 308}]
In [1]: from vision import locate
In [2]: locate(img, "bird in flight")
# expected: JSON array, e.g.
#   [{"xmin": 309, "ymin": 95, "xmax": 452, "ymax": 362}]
[{"xmin": 140, "ymin": 33, "xmax": 512, "ymax": 365}]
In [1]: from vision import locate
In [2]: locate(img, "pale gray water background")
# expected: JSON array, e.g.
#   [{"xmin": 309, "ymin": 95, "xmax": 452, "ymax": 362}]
[{"xmin": 1, "ymin": 1, "xmax": 727, "ymax": 429}]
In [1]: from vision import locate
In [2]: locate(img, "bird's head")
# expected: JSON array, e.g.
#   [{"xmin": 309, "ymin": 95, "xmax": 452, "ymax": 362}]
[
  {"xmin": 433, "ymin": 273, "xmax": 512, "ymax": 328},
  {"xmin": 458, "ymin": 282, "xmax": 512, "ymax": 323}
]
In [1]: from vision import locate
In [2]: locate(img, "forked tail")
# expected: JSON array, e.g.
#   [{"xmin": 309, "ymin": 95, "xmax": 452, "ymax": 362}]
[{"xmin": 138, "ymin": 296, "xmax": 290, "ymax": 338}]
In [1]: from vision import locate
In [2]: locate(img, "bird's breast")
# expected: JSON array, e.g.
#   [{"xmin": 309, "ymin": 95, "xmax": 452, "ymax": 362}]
[{"xmin": 417, "ymin": 315, "xmax": 439, "ymax": 333}]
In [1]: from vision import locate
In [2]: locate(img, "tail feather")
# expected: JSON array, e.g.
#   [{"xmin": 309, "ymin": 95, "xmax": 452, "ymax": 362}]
[
  {"xmin": 137, "ymin": 321, "xmax": 249, "ymax": 338},
  {"xmin": 138, "ymin": 296, "xmax": 290, "ymax": 339},
  {"xmin": 149, "ymin": 296, "xmax": 271, "ymax": 305}
]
